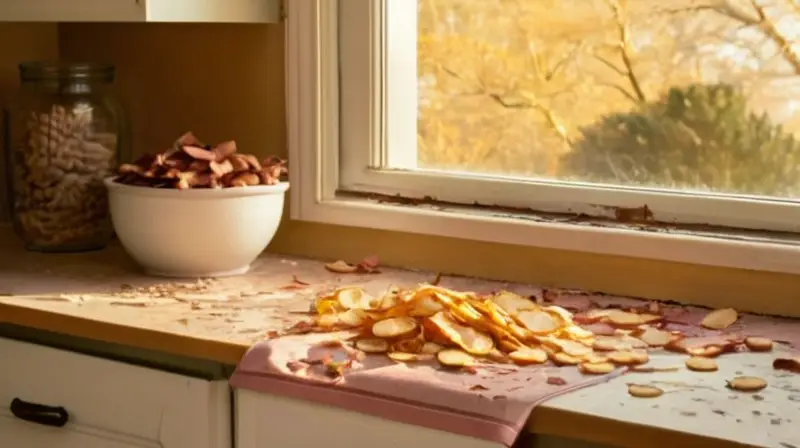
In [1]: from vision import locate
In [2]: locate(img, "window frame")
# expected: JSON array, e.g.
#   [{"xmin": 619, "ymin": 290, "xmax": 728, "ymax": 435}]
[{"xmin": 285, "ymin": 0, "xmax": 800, "ymax": 275}]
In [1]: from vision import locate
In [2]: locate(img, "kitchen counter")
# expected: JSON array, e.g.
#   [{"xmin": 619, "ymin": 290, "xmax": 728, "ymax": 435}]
[{"xmin": 1, "ymin": 229, "xmax": 798, "ymax": 448}]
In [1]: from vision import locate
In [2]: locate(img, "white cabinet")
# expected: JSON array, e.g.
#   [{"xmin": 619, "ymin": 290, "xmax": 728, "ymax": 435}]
[
  {"xmin": 0, "ymin": 337, "xmax": 232, "ymax": 448},
  {"xmin": 0, "ymin": 0, "xmax": 282, "ymax": 23},
  {"xmin": 234, "ymin": 388, "xmax": 504, "ymax": 448}
]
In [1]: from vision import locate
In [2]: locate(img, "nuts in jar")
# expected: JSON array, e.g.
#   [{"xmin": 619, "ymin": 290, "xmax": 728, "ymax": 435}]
[{"xmin": 11, "ymin": 104, "xmax": 118, "ymax": 250}]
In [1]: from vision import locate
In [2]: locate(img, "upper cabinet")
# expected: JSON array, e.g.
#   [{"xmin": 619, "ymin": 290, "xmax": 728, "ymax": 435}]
[{"xmin": 0, "ymin": 0, "xmax": 282, "ymax": 23}]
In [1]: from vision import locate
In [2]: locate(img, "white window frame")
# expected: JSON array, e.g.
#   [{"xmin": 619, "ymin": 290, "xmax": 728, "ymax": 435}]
[{"xmin": 285, "ymin": 0, "xmax": 800, "ymax": 275}]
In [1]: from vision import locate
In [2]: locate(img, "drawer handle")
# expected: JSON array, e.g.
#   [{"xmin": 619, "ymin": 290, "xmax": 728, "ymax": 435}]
[{"xmin": 10, "ymin": 397, "xmax": 70, "ymax": 428}]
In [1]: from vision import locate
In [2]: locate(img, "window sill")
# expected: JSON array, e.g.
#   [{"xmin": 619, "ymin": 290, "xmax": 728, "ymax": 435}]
[{"xmin": 293, "ymin": 194, "xmax": 800, "ymax": 276}]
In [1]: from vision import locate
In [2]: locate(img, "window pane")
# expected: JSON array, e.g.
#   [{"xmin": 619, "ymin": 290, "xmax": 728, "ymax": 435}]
[{"xmin": 416, "ymin": 0, "xmax": 800, "ymax": 198}]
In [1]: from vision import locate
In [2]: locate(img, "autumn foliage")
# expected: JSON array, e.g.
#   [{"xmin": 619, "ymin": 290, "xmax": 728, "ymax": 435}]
[{"xmin": 417, "ymin": 0, "xmax": 800, "ymax": 196}]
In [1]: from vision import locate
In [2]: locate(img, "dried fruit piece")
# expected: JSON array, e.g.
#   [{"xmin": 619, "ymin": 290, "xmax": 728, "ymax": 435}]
[
  {"xmin": 356, "ymin": 338, "xmax": 389, "ymax": 353},
  {"xmin": 388, "ymin": 352, "xmax": 434, "ymax": 362},
  {"xmin": 685, "ymin": 356, "xmax": 718, "ymax": 372},
  {"xmin": 700, "ymin": 308, "xmax": 738, "ymax": 330},
  {"xmin": 726, "ymin": 376, "xmax": 767, "ymax": 392},
  {"xmin": 427, "ymin": 311, "xmax": 494, "ymax": 355},
  {"xmin": 437, "ymin": 348, "xmax": 476, "ymax": 367},
  {"xmin": 337, "ymin": 309, "xmax": 368, "ymax": 327},
  {"xmin": 608, "ymin": 350, "xmax": 648, "ymax": 366},
  {"xmin": 516, "ymin": 310, "xmax": 562, "ymax": 334},
  {"xmin": 773, "ymin": 357, "xmax": 800, "ymax": 373},
  {"xmin": 606, "ymin": 310, "xmax": 660, "ymax": 328},
  {"xmin": 372, "ymin": 317, "xmax": 418, "ymax": 339},
  {"xmin": 509, "ymin": 348, "xmax": 548, "ymax": 365},
  {"xmin": 743, "ymin": 337, "xmax": 773, "ymax": 352},
  {"xmin": 685, "ymin": 345, "xmax": 724, "ymax": 358},
  {"xmin": 490, "ymin": 291, "xmax": 538, "ymax": 315},
  {"xmin": 420, "ymin": 342, "xmax": 443, "ymax": 354},
  {"xmin": 325, "ymin": 260, "xmax": 359, "ymax": 274},
  {"xmin": 628, "ymin": 383, "xmax": 664, "ymax": 398},
  {"xmin": 579, "ymin": 361, "xmax": 616, "ymax": 375},
  {"xmin": 551, "ymin": 352, "xmax": 581, "ymax": 366},
  {"xmin": 580, "ymin": 352, "xmax": 607, "ymax": 364},
  {"xmin": 633, "ymin": 326, "xmax": 672, "ymax": 347},
  {"xmin": 335, "ymin": 287, "xmax": 377, "ymax": 310},
  {"xmin": 550, "ymin": 338, "xmax": 593, "ymax": 357}
]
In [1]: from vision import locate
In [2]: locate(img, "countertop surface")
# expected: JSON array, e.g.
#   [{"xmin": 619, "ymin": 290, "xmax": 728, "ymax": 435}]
[{"xmin": 1, "ymin": 229, "xmax": 798, "ymax": 448}]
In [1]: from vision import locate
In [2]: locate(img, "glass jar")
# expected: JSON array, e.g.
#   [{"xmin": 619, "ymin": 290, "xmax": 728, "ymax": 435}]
[{"xmin": 3, "ymin": 61, "xmax": 128, "ymax": 252}]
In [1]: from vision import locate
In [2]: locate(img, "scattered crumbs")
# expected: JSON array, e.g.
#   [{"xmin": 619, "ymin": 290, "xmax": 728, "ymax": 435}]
[
  {"xmin": 752, "ymin": 394, "xmax": 764, "ymax": 401},
  {"xmin": 746, "ymin": 364, "xmax": 758, "ymax": 368},
  {"xmin": 729, "ymin": 395, "xmax": 739, "ymax": 400},
  {"xmin": 735, "ymin": 371, "xmax": 743, "ymax": 375},
  {"xmin": 768, "ymin": 412, "xmax": 776, "ymax": 416},
  {"xmin": 771, "ymin": 418, "xmax": 782, "ymax": 425},
  {"xmin": 753, "ymin": 410, "xmax": 762, "ymax": 416},
  {"xmin": 712, "ymin": 409, "xmax": 726, "ymax": 416},
  {"xmin": 680, "ymin": 411, "xmax": 697, "ymax": 417},
  {"xmin": 469, "ymin": 384, "xmax": 489, "ymax": 391},
  {"xmin": 492, "ymin": 395, "xmax": 507, "ymax": 400},
  {"xmin": 651, "ymin": 404, "xmax": 659, "ymax": 409},
  {"xmin": 735, "ymin": 419, "xmax": 742, "ymax": 423},
  {"xmin": 175, "ymin": 318, "xmax": 189, "ymax": 326},
  {"xmin": 780, "ymin": 443, "xmax": 797, "ymax": 448},
  {"xmin": 546, "ymin": 376, "xmax": 568, "ymax": 386},
  {"xmin": 507, "ymin": 385, "xmax": 524, "ymax": 392},
  {"xmin": 691, "ymin": 397, "xmax": 707, "ymax": 403}
]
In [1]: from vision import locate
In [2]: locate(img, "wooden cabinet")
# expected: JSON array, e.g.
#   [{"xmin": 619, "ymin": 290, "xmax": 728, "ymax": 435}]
[
  {"xmin": 0, "ymin": 337, "xmax": 231, "ymax": 448},
  {"xmin": 0, "ymin": 0, "xmax": 282, "ymax": 23},
  {"xmin": 234, "ymin": 388, "xmax": 504, "ymax": 448}
]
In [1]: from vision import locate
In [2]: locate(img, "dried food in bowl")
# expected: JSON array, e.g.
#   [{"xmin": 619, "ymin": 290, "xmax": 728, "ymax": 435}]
[
  {"xmin": 113, "ymin": 131, "xmax": 287, "ymax": 189},
  {"xmin": 105, "ymin": 133, "xmax": 289, "ymax": 278}
]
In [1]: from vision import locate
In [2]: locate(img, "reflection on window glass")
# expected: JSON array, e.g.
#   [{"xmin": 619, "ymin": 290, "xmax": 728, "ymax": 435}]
[{"xmin": 416, "ymin": 0, "xmax": 800, "ymax": 198}]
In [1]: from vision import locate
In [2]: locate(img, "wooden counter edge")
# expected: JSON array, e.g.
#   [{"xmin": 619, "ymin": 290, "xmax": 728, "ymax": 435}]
[
  {"xmin": 0, "ymin": 302, "xmax": 248, "ymax": 365},
  {"xmin": 1, "ymin": 302, "xmax": 754, "ymax": 448},
  {"xmin": 528, "ymin": 406, "xmax": 758, "ymax": 448}
]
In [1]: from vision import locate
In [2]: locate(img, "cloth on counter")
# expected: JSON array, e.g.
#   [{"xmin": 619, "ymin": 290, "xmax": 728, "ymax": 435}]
[
  {"xmin": 230, "ymin": 332, "xmax": 623, "ymax": 447},
  {"xmin": 231, "ymin": 293, "xmax": 800, "ymax": 447}
]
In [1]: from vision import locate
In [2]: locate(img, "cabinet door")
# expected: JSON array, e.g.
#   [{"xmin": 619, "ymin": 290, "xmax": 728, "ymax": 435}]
[
  {"xmin": 0, "ymin": 337, "xmax": 231, "ymax": 448},
  {"xmin": 0, "ymin": 413, "xmax": 158, "ymax": 448},
  {"xmin": 235, "ymin": 389, "xmax": 505, "ymax": 448}
]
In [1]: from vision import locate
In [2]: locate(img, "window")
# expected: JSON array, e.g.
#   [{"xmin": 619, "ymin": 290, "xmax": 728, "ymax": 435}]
[{"xmin": 286, "ymin": 0, "xmax": 800, "ymax": 274}]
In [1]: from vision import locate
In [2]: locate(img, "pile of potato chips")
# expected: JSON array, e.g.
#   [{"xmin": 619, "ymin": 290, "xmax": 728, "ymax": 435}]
[{"xmin": 283, "ymin": 283, "xmax": 789, "ymax": 389}]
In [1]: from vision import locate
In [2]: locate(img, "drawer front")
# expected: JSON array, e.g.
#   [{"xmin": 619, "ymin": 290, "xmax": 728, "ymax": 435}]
[
  {"xmin": 0, "ymin": 415, "xmax": 159, "ymax": 448},
  {"xmin": 0, "ymin": 337, "xmax": 231, "ymax": 448},
  {"xmin": 234, "ymin": 389, "xmax": 504, "ymax": 448}
]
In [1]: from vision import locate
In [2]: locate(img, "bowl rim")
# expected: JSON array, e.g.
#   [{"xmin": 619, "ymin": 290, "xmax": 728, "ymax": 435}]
[{"xmin": 104, "ymin": 175, "xmax": 289, "ymax": 198}]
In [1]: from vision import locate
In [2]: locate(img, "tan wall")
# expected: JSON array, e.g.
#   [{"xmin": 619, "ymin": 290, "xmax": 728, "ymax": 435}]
[
  {"xmin": 0, "ymin": 24, "xmax": 59, "ymax": 218},
  {"xmin": 52, "ymin": 24, "xmax": 800, "ymax": 316}
]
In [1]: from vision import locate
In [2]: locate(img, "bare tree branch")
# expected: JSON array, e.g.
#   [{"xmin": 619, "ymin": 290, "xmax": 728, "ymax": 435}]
[
  {"xmin": 489, "ymin": 93, "xmax": 574, "ymax": 146},
  {"xmin": 748, "ymin": 0, "xmax": 800, "ymax": 74},
  {"xmin": 596, "ymin": 82, "xmax": 641, "ymax": 103},
  {"xmin": 594, "ymin": 52, "xmax": 628, "ymax": 76},
  {"xmin": 658, "ymin": 0, "xmax": 800, "ymax": 75},
  {"xmin": 604, "ymin": 0, "xmax": 647, "ymax": 102}
]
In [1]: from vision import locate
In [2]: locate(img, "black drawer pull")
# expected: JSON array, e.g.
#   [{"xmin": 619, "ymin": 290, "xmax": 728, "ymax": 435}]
[{"xmin": 10, "ymin": 397, "xmax": 69, "ymax": 427}]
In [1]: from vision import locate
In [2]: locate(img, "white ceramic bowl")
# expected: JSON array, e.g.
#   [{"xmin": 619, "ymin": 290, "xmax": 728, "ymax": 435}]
[{"xmin": 104, "ymin": 177, "xmax": 289, "ymax": 278}]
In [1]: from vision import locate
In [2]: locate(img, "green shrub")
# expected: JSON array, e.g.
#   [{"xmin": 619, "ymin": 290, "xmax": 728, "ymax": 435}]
[{"xmin": 561, "ymin": 83, "xmax": 800, "ymax": 197}]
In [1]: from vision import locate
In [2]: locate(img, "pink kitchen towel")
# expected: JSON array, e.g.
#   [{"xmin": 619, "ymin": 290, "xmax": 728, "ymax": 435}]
[{"xmin": 229, "ymin": 332, "xmax": 623, "ymax": 446}]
